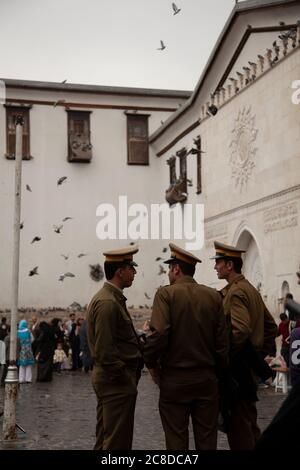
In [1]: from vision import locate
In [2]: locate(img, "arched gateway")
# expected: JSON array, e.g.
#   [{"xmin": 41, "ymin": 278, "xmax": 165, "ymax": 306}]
[{"xmin": 233, "ymin": 228, "xmax": 263, "ymax": 293}]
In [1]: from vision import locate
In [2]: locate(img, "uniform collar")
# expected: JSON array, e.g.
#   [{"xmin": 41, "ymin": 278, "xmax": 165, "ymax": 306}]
[
  {"xmin": 220, "ymin": 274, "xmax": 245, "ymax": 297},
  {"xmin": 104, "ymin": 281, "xmax": 127, "ymax": 302},
  {"xmin": 173, "ymin": 275, "xmax": 197, "ymax": 285}
]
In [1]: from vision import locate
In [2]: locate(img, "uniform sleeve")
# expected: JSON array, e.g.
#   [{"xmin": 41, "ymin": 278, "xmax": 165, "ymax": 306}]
[
  {"xmin": 229, "ymin": 290, "xmax": 251, "ymax": 352},
  {"xmin": 261, "ymin": 305, "xmax": 277, "ymax": 357},
  {"xmin": 214, "ymin": 301, "xmax": 229, "ymax": 374},
  {"xmin": 143, "ymin": 288, "xmax": 170, "ymax": 369},
  {"xmin": 93, "ymin": 299, "xmax": 127, "ymax": 381}
]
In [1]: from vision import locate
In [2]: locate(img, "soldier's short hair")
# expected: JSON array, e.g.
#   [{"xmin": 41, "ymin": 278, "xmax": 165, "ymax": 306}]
[
  {"xmin": 170, "ymin": 260, "xmax": 195, "ymax": 277},
  {"xmin": 225, "ymin": 257, "xmax": 243, "ymax": 274},
  {"xmin": 104, "ymin": 261, "xmax": 131, "ymax": 280}
]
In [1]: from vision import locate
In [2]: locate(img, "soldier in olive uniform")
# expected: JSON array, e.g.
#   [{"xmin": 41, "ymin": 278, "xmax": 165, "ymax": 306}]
[
  {"xmin": 87, "ymin": 245, "xmax": 142, "ymax": 450},
  {"xmin": 211, "ymin": 241, "xmax": 277, "ymax": 450},
  {"xmin": 143, "ymin": 243, "xmax": 229, "ymax": 450}
]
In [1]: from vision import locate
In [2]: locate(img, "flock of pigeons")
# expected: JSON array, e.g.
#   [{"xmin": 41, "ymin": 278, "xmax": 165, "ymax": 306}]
[
  {"xmin": 157, "ymin": 3, "xmax": 181, "ymax": 51},
  {"xmin": 25, "ymin": 176, "xmax": 91, "ymax": 281},
  {"xmin": 25, "ymin": 178, "xmax": 168, "ymax": 290}
]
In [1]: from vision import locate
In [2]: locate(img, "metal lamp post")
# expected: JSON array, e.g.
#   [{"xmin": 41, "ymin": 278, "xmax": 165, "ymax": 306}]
[{"xmin": 3, "ymin": 115, "xmax": 24, "ymax": 440}]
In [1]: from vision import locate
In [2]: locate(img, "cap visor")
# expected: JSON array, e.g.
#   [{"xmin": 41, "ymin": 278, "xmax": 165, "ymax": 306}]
[
  {"xmin": 163, "ymin": 258, "xmax": 174, "ymax": 265},
  {"xmin": 128, "ymin": 261, "xmax": 138, "ymax": 267},
  {"xmin": 210, "ymin": 254, "xmax": 226, "ymax": 260}
]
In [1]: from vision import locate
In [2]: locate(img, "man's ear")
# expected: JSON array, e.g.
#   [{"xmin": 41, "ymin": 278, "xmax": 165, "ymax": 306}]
[
  {"xmin": 226, "ymin": 260, "xmax": 234, "ymax": 271},
  {"xmin": 174, "ymin": 264, "xmax": 181, "ymax": 275},
  {"xmin": 116, "ymin": 267, "xmax": 123, "ymax": 278}
]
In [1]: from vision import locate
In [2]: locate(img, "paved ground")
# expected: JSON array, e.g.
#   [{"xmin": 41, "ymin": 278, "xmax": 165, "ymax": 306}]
[{"xmin": 0, "ymin": 366, "xmax": 286, "ymax": 450}]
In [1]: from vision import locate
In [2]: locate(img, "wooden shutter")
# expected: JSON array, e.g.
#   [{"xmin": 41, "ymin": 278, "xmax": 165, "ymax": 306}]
[
  {"xmin": 167, "ymin": 156, "xmax": 176, "ymax": 184},
  {"xmin": 127, "ymin": 114, "xmax": 149, "ymax": 165},
  {"xmin": 195, "ymin": 136, "xmax": 202, "ymax": 194},
  {"xmin": 67, "ymin": 110, "xmax": 92, "ymax": 163},
  {"xmin": 6, "ymin": 106, "xmax": 31, "ymax": 160}
]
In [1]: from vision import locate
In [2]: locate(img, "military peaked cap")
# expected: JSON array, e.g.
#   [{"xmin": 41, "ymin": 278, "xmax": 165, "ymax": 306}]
[{"xmin": 164, "ymin": 242, "xmax": 202, "ymax": 266}]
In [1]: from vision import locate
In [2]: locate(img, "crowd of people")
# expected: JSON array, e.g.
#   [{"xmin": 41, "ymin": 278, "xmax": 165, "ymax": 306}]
[
  {"xmin": 1, "ymin": 241, "xmax": 300, "ymax": 451},
  {"xmin": 0, "ymin": 313, "xmax": 93, "ymax": 386}
]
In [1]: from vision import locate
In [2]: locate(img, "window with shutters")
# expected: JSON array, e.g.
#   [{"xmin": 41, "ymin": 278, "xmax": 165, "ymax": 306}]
[
  {"xmin": 5, "ymin": 105, "xmax": 32, "ymax": 160},
  {"xmin": 176, "ymin": 147, "xmax": 187, "ymax": 194},
  {"xmin": 195, "ymin": 136, "xmax": 202, "ymax": 194},
  {"xmin": 127, "ymin": 114, "xmax": 149, "ymax": 165},
  {"xmin": 167, "ymin": 156, "xmax": 177, "ymax": 184},
  {"xmin": 67, "ymin": 110, "xmax": 92, "ymax": 163}
]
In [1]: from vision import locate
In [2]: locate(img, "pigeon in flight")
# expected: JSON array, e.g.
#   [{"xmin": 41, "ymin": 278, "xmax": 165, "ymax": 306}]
[
  {"xmin": 69, "ymin": 301, "xmax": 82, "ymax": 310},
  {"xmin": 31, "ymin": 236, "xmax": 41, "ymax": 244},
  {"xmin": 53, "ymin": 99, "xmax": 66, "ymax": 108},
  {"xmin": 26, "ymin": 184, "xmax": 32, "ymax": 192},
  {"xmin": 29, "ymin": 266, "xmax": 38, "ymax": 276},
  {"xmin": 62, "ymin": 217, "xmax": 73, "ymax": 222},
  {"xmin": 158, "ymin": 265, "xmax": 167, "ymax": 275},
  {"xmin": 59, "ymin": 272, "xmax": 75, "ymax": 282},
  {"xmin": 162, "ymin": 247, "xmax": 168, "ymax": 253},
  {"xmin": 144, "ymin": 292, "xmax": 151, "ymax": 300},
  {"xmin": 172, "ymin": 3, "xmax": 181, "ymax": 15},
  {"xmin": 61, "ymin": 254, "xmax": 69, "ymax": 260},
  {"xmin": 53, "ymin": 224, "xmax": 63, "ymax": 234},
  {"xmin": 57, "ymin": 176, "xmax": 67, "ymax": 186},
  {"xmin": 156, "ymin": 257, "xmax": 162, "ymax": 262},
  {"xmin": 89, "ymin": 264, "xmax": 104, "ymax": 282},
  {"xmin": 64, "ymin": 272, "xmax": 75, "ymax": 278},
  {"xmin": 77, "ymin": 253, "xmax": 88, "ymax": 258},
  {"xmin": 157, "ymin": 40, "xmax": 166, "ymax": 51},
  {"xmin": 61, "ymin": 79, "xmax": 67, "ymax": 84}
]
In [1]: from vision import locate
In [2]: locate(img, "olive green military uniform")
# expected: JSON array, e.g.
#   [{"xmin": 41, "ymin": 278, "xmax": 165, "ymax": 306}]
[
  {"xmin": 87, "ymin": 282, "xmax": 142, "ymax": 450},
  {"xmin": 220, "ymin": 274, "xmax": 277, "ymax": 449},
  {"xmin": 212, "ymin": 241, "xmax": 277, "ymax": 450},
  {"xmin": 144, "ymin": 275, "xmax": 229, "ymax": 450}
]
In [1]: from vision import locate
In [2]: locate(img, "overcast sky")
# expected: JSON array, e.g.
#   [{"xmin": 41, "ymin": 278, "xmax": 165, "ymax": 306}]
[{"xmin": 0, "ymin": 0, "xmax": 236, "ymax": 91}]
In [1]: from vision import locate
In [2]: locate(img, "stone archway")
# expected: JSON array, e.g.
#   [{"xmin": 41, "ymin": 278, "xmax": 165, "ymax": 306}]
[
  {"xmin": 281, "ymin": 281, "xmax": 290, "ymax": 299},
  {"xmin": 235, "ymin": 230, "xmax": 263, "ymax": 292}
]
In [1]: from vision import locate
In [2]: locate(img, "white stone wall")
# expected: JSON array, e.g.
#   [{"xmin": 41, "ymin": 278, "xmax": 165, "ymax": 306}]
[
  {"xmin": 0, "ymin": 87, "xmax": 186, "ymax": 309},
  {"xmin": 154, "ymin": 48, "xmax": 300, "ymax": 319}
]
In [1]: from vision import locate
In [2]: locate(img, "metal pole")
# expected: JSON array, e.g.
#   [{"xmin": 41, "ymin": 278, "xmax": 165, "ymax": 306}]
[{"xmin": 3, "ymin": 115, "xmax": 24, "ymax": 440}]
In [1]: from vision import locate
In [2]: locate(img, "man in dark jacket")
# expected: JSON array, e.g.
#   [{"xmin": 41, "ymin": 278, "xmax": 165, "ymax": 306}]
[
  {"xmin": 87, "ymin": 245, "xmax": 142, "ymax": 450},
  {"xmin": 143, "ymin": 243, "xmax": 229, "ymax": 450},
  {"xmin": 212, "ymin": 241, "xmax": 277, "ymax": 450}
]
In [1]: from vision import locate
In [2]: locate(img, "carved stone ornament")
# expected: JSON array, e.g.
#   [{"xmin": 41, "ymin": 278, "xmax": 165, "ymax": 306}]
[{"xmin": 229, "ymin": 107, "xmax": 258, "ymax": 191}]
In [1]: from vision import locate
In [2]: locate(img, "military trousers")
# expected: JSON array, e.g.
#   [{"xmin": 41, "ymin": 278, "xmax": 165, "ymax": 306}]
[
  {"xmin": 92, "ymin": 368, "xmax": 138, "ymax": 450},
  {"xmin": 227, "ymin": 399, "xmax": 261, "ymax": 450},
  {"xmin": 158, "ymin": 371, "xmax": 219, "ymax": 450}
]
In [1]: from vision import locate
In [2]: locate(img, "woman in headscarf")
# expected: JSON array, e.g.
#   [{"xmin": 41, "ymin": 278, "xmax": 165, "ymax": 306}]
[
  {"xmin": 17, "ymin": 319, "xmax": 35, "ymax": 383},
  {"xmin": 79, "ymin": 319, "xmax": 93, "ymax": 373},
  {"xmin": 35, "ymin": 321, "xmax": 56, "ymax": 382},
  {"xmin": 69, "ymin": 319, "xmax": 82, "ymax": 371}
]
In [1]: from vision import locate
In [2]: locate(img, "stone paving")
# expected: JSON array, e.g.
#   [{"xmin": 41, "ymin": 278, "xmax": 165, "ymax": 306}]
[{"xmin": 0, "ymin": 365, "xmax": 286, "ymax": 450}]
